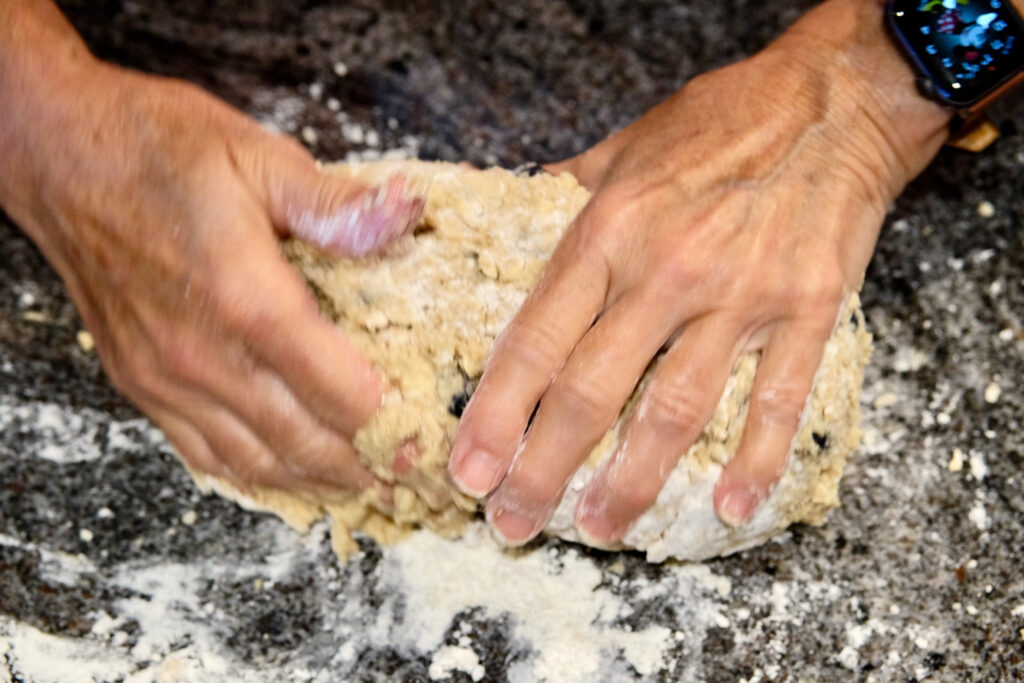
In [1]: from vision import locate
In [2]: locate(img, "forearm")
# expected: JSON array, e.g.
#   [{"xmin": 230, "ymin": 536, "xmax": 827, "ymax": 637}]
[{"xmin": 0, "ymin": 0, "xmax": 99, "ymax": 227}]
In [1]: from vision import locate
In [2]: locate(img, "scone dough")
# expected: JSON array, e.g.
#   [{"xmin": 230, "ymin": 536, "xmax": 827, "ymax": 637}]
[{"xmin": 189, "ymin": 160, "xmax": 872, "ymax": 563}]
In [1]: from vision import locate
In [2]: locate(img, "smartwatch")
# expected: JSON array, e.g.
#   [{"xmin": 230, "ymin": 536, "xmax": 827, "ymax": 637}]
[{"xmin": 885, "ymin": 0, "xmax": 1024, "ymax": 149}]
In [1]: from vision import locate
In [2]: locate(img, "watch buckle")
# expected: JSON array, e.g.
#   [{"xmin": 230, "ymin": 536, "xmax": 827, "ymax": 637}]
[{"xmin": 946, "ymin": 117, "xmax": 1000, "ymax": 153}]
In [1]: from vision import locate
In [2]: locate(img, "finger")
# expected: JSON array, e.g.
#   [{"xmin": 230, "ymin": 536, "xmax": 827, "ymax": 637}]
[
  {"xmin": 180, "ymin": 341, "xmax": 379, "ymax": 491},
  {"xmin": 181, "ymin": 398, "xmax": 324, "ymax": 493},
  {"xmin": 144, "ymin": 403, "xmax": 233, "ymax": 483},
  {"xmin": 392, "ymin": 438, "xmax": 455, "ymax": 511},
  {"xmin": 573, "ymin": 315, "xmax": 742, "ymax": 544},
  {"xmin": 713, "ymin": 320, "xmax": 831, "ymax": 526},
  {"xmin": 448, "ymin": 228, "xmax": 609, "ymax": 498},
  {"xmin": 211, "ymin": 232, "xmax": 390, "ymax": 439},
  {"xmin": 235, "ymin": 128, "xmax": 423, "ymax": 256},
  {"xmin": 482, "ymin": 295, "xmax": 674, "ymax": 545}
]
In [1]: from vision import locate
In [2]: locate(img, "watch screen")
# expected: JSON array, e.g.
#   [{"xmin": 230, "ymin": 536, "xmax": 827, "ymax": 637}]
[{"xmin": 890, "ymin": 0, "xmax": 1024, "ymax": 106}]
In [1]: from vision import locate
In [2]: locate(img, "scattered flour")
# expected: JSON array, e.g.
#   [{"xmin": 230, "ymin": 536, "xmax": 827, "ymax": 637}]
[
  {"xmin": 0, "ymin": 399, "xmax": 166, "ymax": 464},
  {"xmin": 968, "ymin": 451, "xmax": 988, "ymax": 480},
  {"xmin": 429, "ymin": 645, "xmax": 485, "ymax": 681},
  {"xmin": 968, "ymin": 503, "xmax": 989, "ymax": 531},
  {"xmin": 384, "ymin": 524, "xmax": 680, "ymax": 681}
]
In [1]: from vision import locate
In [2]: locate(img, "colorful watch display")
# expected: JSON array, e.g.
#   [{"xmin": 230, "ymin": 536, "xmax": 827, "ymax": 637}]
[{"xmin": 886, "ymin": 0, "xmax": 1024, "ymax": 108}]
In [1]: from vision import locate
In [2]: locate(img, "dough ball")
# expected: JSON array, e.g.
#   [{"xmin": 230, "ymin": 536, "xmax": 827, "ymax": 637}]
[{"xmin": 190, "ymin": 161, "xmax": 872, "ymax": 563}]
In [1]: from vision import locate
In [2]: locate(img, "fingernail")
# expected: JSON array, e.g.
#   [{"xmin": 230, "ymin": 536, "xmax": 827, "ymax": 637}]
[
  {"xmin": 487, "ymin": 504, "xmax": 542, "ymax": 546},
  {"xmin": 575, "ymin": 511, "xmax": 624, "ymax": 548},
  {"xmin": 717, "ymin": 488, "xmax": 761, "ymax": 527},
  {"xmin": 449, "ymin": 449, "xmax": 503, "ymax": 497},
  {"xmin": 289, "ymin": 173, "xmax": 428, "ymax": 257}
]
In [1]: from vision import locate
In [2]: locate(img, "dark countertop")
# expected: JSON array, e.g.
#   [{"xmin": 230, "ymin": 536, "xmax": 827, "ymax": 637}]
[{"xmin": 2, "ymin": 1, "xmax": 1023, "ymax": 681}]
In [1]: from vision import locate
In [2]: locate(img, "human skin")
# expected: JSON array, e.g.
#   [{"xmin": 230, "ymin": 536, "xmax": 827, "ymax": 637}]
[
  {"xmin": 0, "ymin": 1, "xmax": 427, "ymax": 507},
  {"xmin": 449, "ymin": 0, "xmax": 961, "ymax": 545},
  {"xmin": 2, "ymin": 0, "xmax": 1004, "ymax": 543}
]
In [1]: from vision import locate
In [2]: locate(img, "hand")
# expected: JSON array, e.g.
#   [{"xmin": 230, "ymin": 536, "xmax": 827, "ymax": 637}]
[
  {"xmin": 448, "ymin": 0, "xmax": 950, "ymax": 545},
  {"xmin": 2, "ymin": 58, "xmax": 423, "ymax": 502}
]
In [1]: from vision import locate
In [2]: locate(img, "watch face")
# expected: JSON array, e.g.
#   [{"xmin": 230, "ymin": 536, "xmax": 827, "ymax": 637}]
[{"xmin": 889, "ymin": 0, "xmax": 1024, "ymax": 106}]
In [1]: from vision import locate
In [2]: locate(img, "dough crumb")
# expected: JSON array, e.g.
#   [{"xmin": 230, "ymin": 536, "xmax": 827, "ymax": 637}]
[
  {"xmin": 76, "ymin": 330, "xmax": 95, "ymax": 352},
  {"xmin": 873, "ymin": 391, "xmax": 898, "ymax": 409},
  {"xmin": 948, "ymin": 448, "xmax": 964, "ymax": 472}
]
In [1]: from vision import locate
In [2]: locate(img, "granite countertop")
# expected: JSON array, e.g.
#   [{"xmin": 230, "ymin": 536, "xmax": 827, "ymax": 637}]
[{"xmin": 2, "ymin": 1, "xmax": 1023, "ymax": 681}]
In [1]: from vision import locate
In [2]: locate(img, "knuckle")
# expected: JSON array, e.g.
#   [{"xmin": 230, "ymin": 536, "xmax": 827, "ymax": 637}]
[
  {"xmin": 495, "ymin": 320, "xmax": 567, "ymax": 374},
  {"xmin": 235, "ymin": 451, "xmax": 283, "ymax": 488},
  {"xmin": 506, "ymin": 461, "xmax": 566, "ymax": 509},
  {"xmin": 796, "ymin": 269, "xmax": 846, "ymax": 314},
  {"xmin": 208, "ymin": 278, "xmax": 259, "ymax": 332},
  {"xmin": 659, "ymin": 251, "xmax": 706, "ymax": 290},
  {"xmin": 642, "ymin": 381, "xmax": 707, "ymax": 436},
  {"xmin": 551, "ymin": 373, "xmax": 618, "ymax": 427},
  {"xmin": 110, "ymin": 348, "xmax": 160, "ymax": 400},
  {"xmin": 285, "ymin": 435, "xmax": 339, "ymax": 479},
  {"xmin": 202, "ymin": 266, "xmax": 283, "ymax": 337},
  {"xmin": 750, "ymin": 384, "xmax": 808, "ymax": 429},
  {"xmin": 613, "ymin": 476, "xmax": 664, "ymax": 518},
  {"xmin": 156, "ymin": 333, "xmax": 205, "ymax": 383},
  {"xmin": 579, "ymin": 182, "xmax": 647, "ymax": 243}
]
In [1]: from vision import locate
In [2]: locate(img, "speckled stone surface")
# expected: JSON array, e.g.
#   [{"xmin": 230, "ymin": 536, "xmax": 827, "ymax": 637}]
[{"xmin": 2, "ymin": 1, "xmax": 1023, "ymax": 681}]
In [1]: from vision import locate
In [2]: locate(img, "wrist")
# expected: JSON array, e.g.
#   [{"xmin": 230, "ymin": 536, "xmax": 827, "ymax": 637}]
[
  {"xmin": 767, "ymin": 0, "xmax": 954, "ymax": 197},
  {"xmin": 0, "ymin": 1, "xmax": 102, "ymax": 228}
]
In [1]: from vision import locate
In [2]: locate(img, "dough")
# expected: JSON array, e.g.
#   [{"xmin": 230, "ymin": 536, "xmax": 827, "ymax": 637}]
[{"xmin": 188, "ymin": 160, "xmax": 872, "ymax": 562}]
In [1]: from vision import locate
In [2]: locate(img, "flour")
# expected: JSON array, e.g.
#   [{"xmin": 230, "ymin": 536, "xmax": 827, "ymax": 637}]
[
  {"xmin": 0, "ymin": 398, "xmax": 165, "ymax": 464},
  {"xmin": 384, "ymin": 524, "xmax": 671, "ymax": 680},
  {"xmin": 429, "ymin": 645, "xmax": 485, "ymax": 681}
]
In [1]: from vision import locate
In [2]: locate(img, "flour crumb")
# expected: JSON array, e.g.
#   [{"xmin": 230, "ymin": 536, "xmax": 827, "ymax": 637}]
[
  {"xmin": 79, "ymin": 528, "xmax": 94, "ymax": 542},
  {"xmin": 969, "ymin": 451, "xmax": 988, "ymax": 480},
  {"xmin": 333, "ymin": 61, "xmax": 349, "ymax": 77},
  {"xmin": 892, "ymin": 347, "xmax": 928, "ymax": 373},
  {"xmin": 181, "ymin": 510, "xmax": 198, "ymax": 526},
  {"xmin": 837, "ymin": 646, "xmax": 859, "ymax": 671},
  {"xmin": 983, "ymin": 382, "xmax": 1001, "ymax": 404},
  {"xmin": 873, "ymin": 392, "xmax": 898, "ymax": 409},
  {"xmin": 429, "ymin": 645, "xmax": 485, "ymax": 681},
  {"xmin": 967, "ymin": 504, "xmax": 988, "ymax": 531},
  {"xmin": 976, "ymin": 200, "xmax": 995, "ymax": 218}
]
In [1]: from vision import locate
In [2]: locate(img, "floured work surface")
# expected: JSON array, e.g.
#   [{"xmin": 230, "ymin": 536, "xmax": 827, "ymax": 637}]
[{"xmin": 189, "ymin": 160, "xmax": 873, "ymax": 562}]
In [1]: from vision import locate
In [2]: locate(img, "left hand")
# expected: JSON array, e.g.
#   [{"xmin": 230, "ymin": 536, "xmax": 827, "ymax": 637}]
[{"xmin": 447, "ymin": 2, "xmax": 949, "ymax": 546}]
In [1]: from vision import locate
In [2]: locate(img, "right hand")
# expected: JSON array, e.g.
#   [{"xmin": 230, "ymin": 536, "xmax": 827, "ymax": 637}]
[{"xmin": 1, "ymin": 59, "xmax": 423, "ymax": 502}]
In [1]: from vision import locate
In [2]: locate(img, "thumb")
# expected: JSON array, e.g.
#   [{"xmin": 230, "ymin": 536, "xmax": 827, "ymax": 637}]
[
  {"xmin": 238, "ymin": 128, "xmax": 425, "ymax": 257},
  {"xmin": 544, "ymin": 128, "xmax": 628, "ymax": 191}
]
